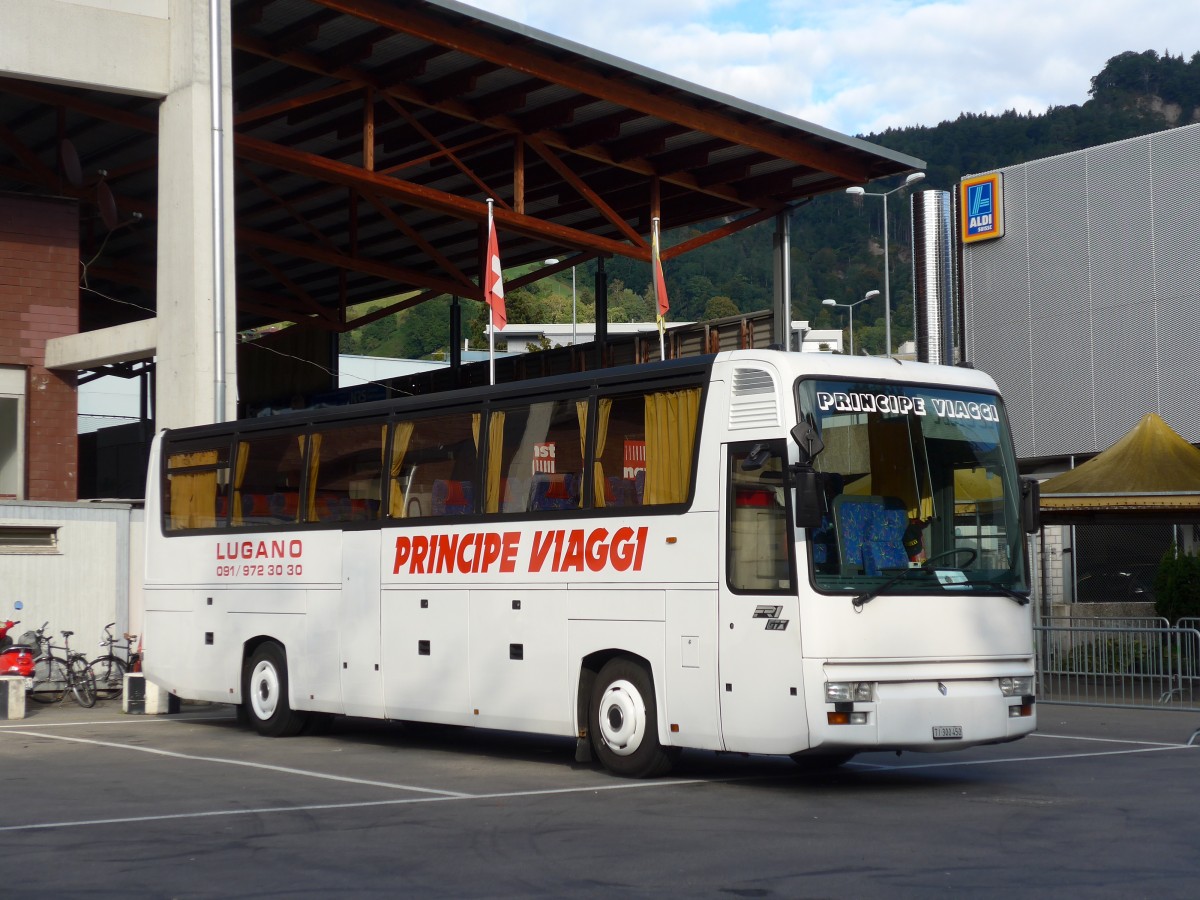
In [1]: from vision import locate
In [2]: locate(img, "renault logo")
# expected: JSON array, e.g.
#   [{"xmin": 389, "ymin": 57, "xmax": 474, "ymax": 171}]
[{"xmin": 938, "ymin": 682, "xmax": 948, "ymax": 696}]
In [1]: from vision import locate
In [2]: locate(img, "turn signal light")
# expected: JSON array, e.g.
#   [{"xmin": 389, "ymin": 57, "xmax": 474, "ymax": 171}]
[{"xmin": 827, "ymin": 711, "xmax": 869, "ymax": 725}]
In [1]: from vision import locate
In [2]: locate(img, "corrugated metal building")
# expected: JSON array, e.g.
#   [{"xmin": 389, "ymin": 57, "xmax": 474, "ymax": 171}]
[
  {"xmin": 960, "ymin": 123, "xmax": 1200, "ymax": 608},
  {"xmin": 962, "ymin": 123, "xmax": 1200, "ymax": 461}
]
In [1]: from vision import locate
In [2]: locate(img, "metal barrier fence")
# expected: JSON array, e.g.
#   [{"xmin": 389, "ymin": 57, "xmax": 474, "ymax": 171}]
[
  {"xmin": 1035, "ymin": 623, "xmax": 1200, "ymax": 711},
  {"xmin": 1040, "ymin": 616, "xmax": 1169, "ymax": 629}
]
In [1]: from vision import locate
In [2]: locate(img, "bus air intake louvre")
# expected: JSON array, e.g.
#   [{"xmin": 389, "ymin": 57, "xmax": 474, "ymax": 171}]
[
  {"xmin": 911, "ymin": 190, "xmax": 956, "ymax": 365},
  {"xmin": 729, "ymin": 368, "xmax": 779, "ymax": 429}
]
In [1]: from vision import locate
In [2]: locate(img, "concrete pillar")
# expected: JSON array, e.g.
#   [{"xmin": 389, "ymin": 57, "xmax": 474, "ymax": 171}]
[
  {"xmin": 156, "ymin": 0, "xmax": 238, "ymax": 428},
  {"xmin": 0, "ymin": 676, "xmax": 25, "ymax": 720}
]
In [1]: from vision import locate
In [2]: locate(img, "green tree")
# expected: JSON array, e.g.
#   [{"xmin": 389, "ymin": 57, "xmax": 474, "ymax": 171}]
[
  {"xmin": 703, "ymin": 295, "xmax": 739, "ymax": 320},
  {"xmin": 1154, "ymin": 546, "xmax": 1200, "ymax": 624}
]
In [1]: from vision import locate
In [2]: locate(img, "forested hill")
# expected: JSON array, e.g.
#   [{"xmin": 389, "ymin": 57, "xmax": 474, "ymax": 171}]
[{"xmin": 341, "ymin": 50, "xmax": 1200, "ymax": 360}]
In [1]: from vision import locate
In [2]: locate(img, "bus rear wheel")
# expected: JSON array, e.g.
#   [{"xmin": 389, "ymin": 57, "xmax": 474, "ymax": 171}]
[
  {"xmin": 589, "ymin": 659, "xmax": 676, "ymax": 778},
  {"xmin": 243, "ymin": 643, "xmax": 309, "ymax": 737}
]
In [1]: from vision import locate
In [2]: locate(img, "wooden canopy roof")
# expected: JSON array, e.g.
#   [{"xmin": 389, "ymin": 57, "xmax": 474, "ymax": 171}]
[{"xmin": 0, "ymin": 0, "xmax": 922, "ymax": 342}]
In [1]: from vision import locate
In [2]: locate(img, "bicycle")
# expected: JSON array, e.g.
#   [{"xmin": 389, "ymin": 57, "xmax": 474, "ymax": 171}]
[
  {"xmin": 88, "ymin": 622, "xmax": 139, "ymax": 701},
  {"xmin": 28, "ymin": 625, "xmax": 97, "ymax": 708}
]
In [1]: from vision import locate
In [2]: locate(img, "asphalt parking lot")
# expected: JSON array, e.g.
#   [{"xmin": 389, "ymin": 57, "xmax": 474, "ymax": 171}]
[{"xmin": 2, "ymin": 698, "xmax": 1198, "ymax": 899}]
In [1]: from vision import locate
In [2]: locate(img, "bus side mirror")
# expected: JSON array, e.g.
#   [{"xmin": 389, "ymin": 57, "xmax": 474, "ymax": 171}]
[
  {"xmin": 1021, "ymin": 477, "xmax": 1041, "ymax": 534},
  {"xmin": 790, "ymin": 421, "xmax": 824, "ymax": 466},
  {"xmin": 792, "ymin": 467, "xmax": 824, "ymax": 530}
]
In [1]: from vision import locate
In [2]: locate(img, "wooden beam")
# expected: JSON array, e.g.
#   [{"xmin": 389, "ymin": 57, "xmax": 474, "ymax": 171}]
[
  {"xmin": 312, "ymin": 0, "xmax": 874, "ymax": 182},
  {"xmin": 525, "ymin": 137, "xmax": 646, "ymax": 249},
  {"xmin": 236, "ymin": 133, "xmax": 652, "ymax": 261}
]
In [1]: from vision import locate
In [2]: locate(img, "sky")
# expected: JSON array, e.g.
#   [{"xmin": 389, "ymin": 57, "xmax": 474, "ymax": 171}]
[{"xmin": 453, "ymin": 0, "xmax": 1200, "ymax": 136}]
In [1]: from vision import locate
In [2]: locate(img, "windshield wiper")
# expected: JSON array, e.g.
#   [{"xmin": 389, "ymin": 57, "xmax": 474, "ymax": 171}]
[
  {"xmin": 852, "ymin": 567, "xmax": 923, "ymax": 610},
  {"xmin": 853, "ymin": 570, "xmax": 1031, "ymax": 609},
  {"xmin": 979, "ymin": 581, "xmax": 1031, "ymax": 606}
]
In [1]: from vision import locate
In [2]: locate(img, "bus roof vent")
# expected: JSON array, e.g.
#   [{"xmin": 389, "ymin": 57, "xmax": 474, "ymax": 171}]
[{"xmin": 729, "ymin": 367, "xmax": 779, "ymax": 429}]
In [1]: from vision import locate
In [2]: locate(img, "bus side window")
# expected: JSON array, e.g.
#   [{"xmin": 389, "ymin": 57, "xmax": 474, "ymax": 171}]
[
  {"xmin": 486, "ymin": 398, "xmax": 585, "ymax": 514},
  {"xmin": 385, "ymin": 412, "xmax": 477, "ymax": 518},
  {"xmin": 165, "ymin": 443, "xmax": 231, "ymax": 531},
  {"xmin": 596, "ymin": 387, "xmax": 701, "ymax": 508},
  {"xmin": 230, "ymin": 432, "xmax": 304, "ymax": 526},
  {"xmin": 727, "ymin": 442, "xmax": 793, "ymax": 593},
  {"xmin": 306, "ymin": 422, "xmax": 384, "ymax": 524}
]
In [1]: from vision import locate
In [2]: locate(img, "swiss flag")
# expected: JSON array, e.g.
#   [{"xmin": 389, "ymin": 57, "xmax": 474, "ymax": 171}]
[
  {"xmin": 485, "ymin": 214, "xmax": 506, "ymax": 329},
  {"xmin": 652, "ymin": 223, "xmax": 669, "ymax": 319}
]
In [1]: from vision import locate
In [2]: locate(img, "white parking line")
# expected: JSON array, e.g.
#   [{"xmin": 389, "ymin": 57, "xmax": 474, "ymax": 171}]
[
  {"xmin": 1, "ymin": 728, "xmax": 474, "ymax": 798},
  {"xmin": 0, "ymin": 779, "xmax": 706, "ymax": 833},
  {"xmin": 3, "ymin": 718, "xmax": 1195, "ymax": 834},
  {"xmin": 0, "ymin": 713, "xmax": 234, "ymax": 730},
  {"xmin": 1030, "ymin": 732, "xmax": 1186, "ymax": 747},
  {"xmin": 849, "ymin": 743, "xmax": 1195, "ymax": 770}
]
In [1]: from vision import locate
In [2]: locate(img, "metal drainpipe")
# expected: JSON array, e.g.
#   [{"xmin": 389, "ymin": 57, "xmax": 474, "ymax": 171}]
[
  {"xmin": 211, "ymin": 0, "xmax": 227, "ymax": 423},
  {"xmin": 773, "ymin": 211, "xmax": 791, "ymax": 347}
]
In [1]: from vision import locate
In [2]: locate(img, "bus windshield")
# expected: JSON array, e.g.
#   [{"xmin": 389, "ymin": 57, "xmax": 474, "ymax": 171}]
[{"xmin": 797, "ymin": 379, "xmax": 1028, "ymax": 599}]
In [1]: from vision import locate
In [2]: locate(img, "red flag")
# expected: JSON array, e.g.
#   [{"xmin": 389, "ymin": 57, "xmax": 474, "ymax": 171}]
[
  {"xmin": 652, "ymin": 221, "xmax": 669, "ymax": 320},
  {"xmin": 485, "ymin": 211, "xmax": 506, "ymax": 329}
]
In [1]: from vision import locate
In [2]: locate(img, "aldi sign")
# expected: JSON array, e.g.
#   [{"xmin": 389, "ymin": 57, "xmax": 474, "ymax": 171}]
[{"xmin": 960, "ymin": 173, "xmax": 1003, "ymax": 243}]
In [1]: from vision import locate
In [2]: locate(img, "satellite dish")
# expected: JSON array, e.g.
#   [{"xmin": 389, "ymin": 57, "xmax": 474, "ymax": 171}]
[
  {"xmin": 59, "ymin": 139, "xmax": 83, "ymax": 187},
  {"xmin": 97, "ymin": 181, "xmax": 118, "ymax": 230}
]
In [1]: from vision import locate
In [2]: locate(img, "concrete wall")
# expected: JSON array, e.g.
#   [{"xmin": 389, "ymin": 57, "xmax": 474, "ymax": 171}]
[
  {"xmin": 0, "ymin": 0, "xmax": 169, "ymax": 96},
  {"xmin": 0, "ymin": 500, "xmax": 140, "ymax": 653}
]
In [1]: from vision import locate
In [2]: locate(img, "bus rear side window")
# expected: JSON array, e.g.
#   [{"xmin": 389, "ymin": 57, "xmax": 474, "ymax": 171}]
[{"xmin": 165, "ymin": 444, "xmax": 231, "ymax": 531}]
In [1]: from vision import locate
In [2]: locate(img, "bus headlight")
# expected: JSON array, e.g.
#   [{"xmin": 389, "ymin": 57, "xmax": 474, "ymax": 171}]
[
  {"xmin": 825, "ymin": 682, "xmax": 874, "ymax": 703},
  {"xmin": 999, "ymin": 676, "xmax": 1033, "ymax": 697}
]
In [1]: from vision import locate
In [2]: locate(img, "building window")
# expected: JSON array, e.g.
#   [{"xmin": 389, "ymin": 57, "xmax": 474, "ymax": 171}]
[{"xmin": 0, "ymin": 525, "xmax": 59, "ymax": 554}]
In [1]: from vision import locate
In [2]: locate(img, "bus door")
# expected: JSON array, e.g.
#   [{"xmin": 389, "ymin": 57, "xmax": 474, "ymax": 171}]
[
  {"xmin": 717, "ymin": 440, "xmax": 809, "ymax": 753},
  {"xmin": 340, "ymin": 529, "xmax": 384, "ymax": 717}
]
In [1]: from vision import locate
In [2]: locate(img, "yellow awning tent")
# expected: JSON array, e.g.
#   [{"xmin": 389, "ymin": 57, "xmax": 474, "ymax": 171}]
[{"xmin": 1038, "ymin": 413, "xmax": 1200, "ymax": 522}]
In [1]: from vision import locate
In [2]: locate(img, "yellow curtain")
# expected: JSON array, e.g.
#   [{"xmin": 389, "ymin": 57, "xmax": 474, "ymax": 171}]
[
  {"xmin": 644, "ymin": 388, "xmax": 700, "ymax": 504},
  {"xmin": 168, "ymin": 450, "xmax": 219, "ymax": 529},
  {"xmin": 576, "ymin": 400, "xmax": 590, "ymax": 507},
  {"xmin": 866, "ymin": 417, "xmax": 933, "ymax": 520},
  {"xmin": 484, "ymin": 411, "xmax": 505, "ymax": 513},
  {"xmin": 299, "ymin": 433, "xmax": 322, "ymax": 522},
  {"xmin": 580, "ymin": 398, "xmax": 612, "ymax": 508},
  {"xmin": 231, "ymin": 441, "xmax": 250, "ymax": 526},
  {"xmin": 388, "ymin": 421, "xmax": 415, "ymax": 517}
]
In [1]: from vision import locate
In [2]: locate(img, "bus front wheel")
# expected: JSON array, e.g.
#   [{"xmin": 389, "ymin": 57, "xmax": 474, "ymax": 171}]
[
  {"xmin": 242, "ymin": 643, "xmax": 309, "ymax": 737},
  {"xmin": 589, "ymin": 659, "xmax": 676, "ymax": 778}
]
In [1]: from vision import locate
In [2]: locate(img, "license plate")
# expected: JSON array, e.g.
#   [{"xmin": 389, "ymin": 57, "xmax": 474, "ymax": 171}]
[{"xmin": 932, "ymin": 725, "xmax": 963, "ymax": 740}]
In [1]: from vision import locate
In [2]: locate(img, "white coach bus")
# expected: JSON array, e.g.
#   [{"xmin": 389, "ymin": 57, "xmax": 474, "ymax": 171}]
[{"xmin": 142, "ymin": 349, "xmax": 1039, "ymax": 776}]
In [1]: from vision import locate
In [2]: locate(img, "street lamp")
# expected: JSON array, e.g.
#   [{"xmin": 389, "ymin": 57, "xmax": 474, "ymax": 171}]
[
  {"xmin": 846, "ymin": 171, "xmax": 926, "ymax": 355},
  {"xmin": 823, "ymin": 290, "xmax": 879, "ymax": 356}
]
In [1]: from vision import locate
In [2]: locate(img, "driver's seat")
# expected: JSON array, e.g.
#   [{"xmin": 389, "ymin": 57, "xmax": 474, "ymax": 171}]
[{"xmin": 834, "ymin": 495, "xmax": 909, "ymax": 576}]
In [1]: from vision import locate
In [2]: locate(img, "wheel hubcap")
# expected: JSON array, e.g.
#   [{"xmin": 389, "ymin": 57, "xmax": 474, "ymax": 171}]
[
  {"xmin": 250, "ymin": 660, "xmax": 279, "ymax": 720},
  {"xmin": 597, "ymin": 679, "xmax": 645, "ymax": 757}
]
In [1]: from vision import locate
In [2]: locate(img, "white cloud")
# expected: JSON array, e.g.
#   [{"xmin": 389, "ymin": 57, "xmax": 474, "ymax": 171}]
[{"xmin": 455, "ymin": 0, "xmax": 1200, "ymax": 135}]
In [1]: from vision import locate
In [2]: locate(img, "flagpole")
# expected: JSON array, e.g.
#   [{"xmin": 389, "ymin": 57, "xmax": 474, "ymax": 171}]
[
  {"xmin": 487, "ymin": 199, "xmax": 495, "ymax": 385},
  {"xmin": 653, "ymin": 217, "xmax": 666, "ymax": 361}
]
